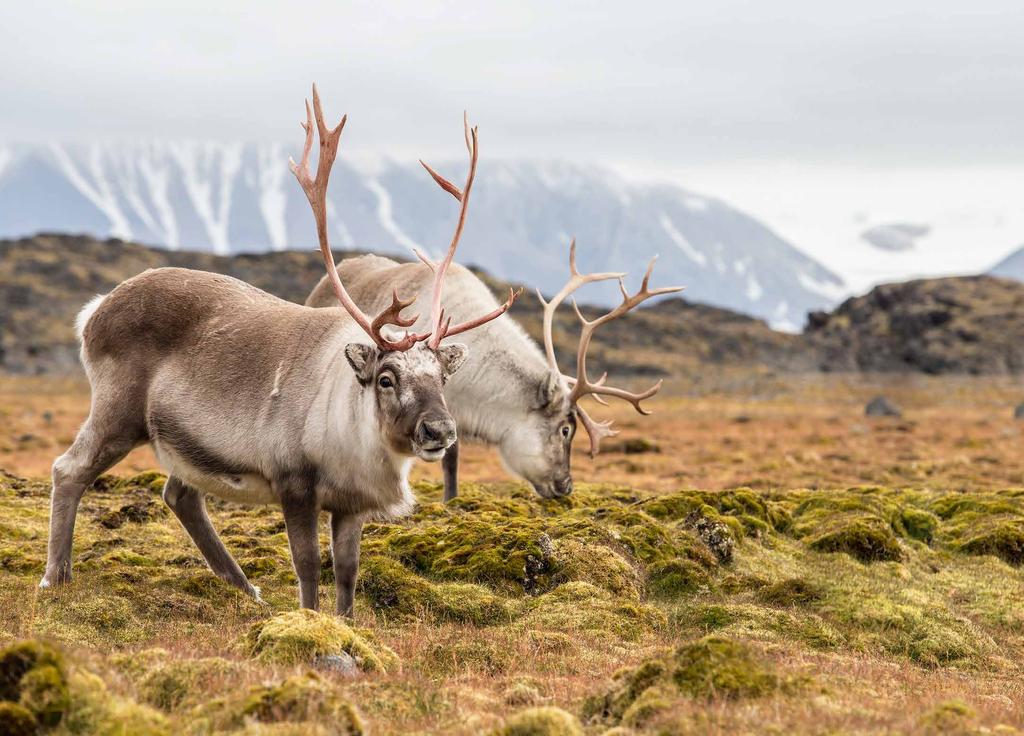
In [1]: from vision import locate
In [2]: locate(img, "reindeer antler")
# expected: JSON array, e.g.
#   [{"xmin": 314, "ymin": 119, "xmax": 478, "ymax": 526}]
[
  {"xmin": 414, "ymin": 113, "xmax": 521, "ymax": 350},
  {"xmin": 290, "ymin": 84, "xmax": 429, "ymax": 352},
  {"xmin": 539, "ymin": 240, "xmax": 684, "ymax": 456}
]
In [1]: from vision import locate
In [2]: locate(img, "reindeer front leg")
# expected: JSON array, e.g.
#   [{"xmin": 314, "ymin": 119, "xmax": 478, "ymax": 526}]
[
  {"xmin": 281, "ymin": 478, "xmax": 321, "ymax": 610},
  {"xmin": 330, "ymin": 512, "xmax": 362, "ymax": 617},
  {"xmin": 442, "ymin": 439, "xmax": 459, "ymax": 502}
]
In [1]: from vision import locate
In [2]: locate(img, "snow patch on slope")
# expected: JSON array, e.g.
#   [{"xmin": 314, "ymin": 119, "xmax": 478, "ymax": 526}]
[
  {"xmin": 49, "ymin": 143, "xmax": 132, "ymax": 239},
  {"xmin": 0, "ymin": 147, "xmax": 11, "ymax": 181},
  {"xmin": 365, "ymin": 178, "xmax": 422, "ymax": 255},
  {"xmin": 659, "ymin": 213, "xmax": 707, "ymax": 266},
  {"xmin": 168, "ymin": 141, "xmax": 242, "ymax": 255},
  {"xmin": 256, "ymin": 143, "xmax": 288, "ymax": 251}
]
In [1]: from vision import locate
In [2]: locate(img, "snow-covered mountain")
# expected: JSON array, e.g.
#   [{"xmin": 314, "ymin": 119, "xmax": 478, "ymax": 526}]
[
  {"xmin": 0, "ymin": 142, "xmax": 844, "ymax": 329},
  {"xmin": 988, "ymin": 245, "xmax": 1024, "ymax": 281}
]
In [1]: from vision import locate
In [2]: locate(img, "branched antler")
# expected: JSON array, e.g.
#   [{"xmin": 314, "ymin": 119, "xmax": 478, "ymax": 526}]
[
  {"xmin": 539, "ymin": 240, "xmax": 684, "ymax": 456},
  {"xmin": 290, "ymin": 83, "xmax": 428, "ymax": 351},
  {"xmin": 415, "ymin": 112, "xmax": 520, "ymax": 349}
]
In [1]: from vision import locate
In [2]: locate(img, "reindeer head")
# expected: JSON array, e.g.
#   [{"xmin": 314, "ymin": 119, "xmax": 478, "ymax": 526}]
[
  {"xmin": 290, "ymin": 85, "xmax": 518, "ymax": 463},
  {"xmin": 495, "ymin": 370, "xmax": 576, "ymax": 498},
  {"xmin": 523, "ymin": 239, "xmax": 682, "ymax": 495},
  {"xmin": 345, "ymin": 341, "xmax": 466, "ymax": 460}
]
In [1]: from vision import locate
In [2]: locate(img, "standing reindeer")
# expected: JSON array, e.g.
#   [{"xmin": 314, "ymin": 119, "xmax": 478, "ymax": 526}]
[
  {"xmin": 307, "ymin": 240, "xmax": 682, "ymax": 501},
  {"xmin": 40, "ymin": 86, "xmax": 515, "ymax": 615}
]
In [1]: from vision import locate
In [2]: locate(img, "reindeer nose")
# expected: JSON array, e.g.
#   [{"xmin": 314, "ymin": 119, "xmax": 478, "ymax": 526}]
[
  {"xmin": 416, "ymin": 416, "xmax": 456, "ymax": 449},
  {"xmin": 553, "ymin": 478, "xmax": 574, "ymax": 497}
]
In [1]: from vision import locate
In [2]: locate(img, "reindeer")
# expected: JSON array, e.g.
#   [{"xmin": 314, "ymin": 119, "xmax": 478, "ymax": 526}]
[
  {"xmin": 39, "ymin": 86, "xmax": 516, "ymax": 615},
  {"xmin": 307, "ymin": 236, "xmax": 682, "ymax": 501}
]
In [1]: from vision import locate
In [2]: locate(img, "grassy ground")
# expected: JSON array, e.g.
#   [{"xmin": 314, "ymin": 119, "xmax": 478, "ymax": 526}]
[{"xmin": 2, "ymin": 373, "xmax": 1024, "ymax": 734}]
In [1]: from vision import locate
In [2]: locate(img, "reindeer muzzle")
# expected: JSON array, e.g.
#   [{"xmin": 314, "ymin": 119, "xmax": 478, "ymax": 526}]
[{"xmin": 413, "ymin": 415, "xmax": 457, "ymax": 460}]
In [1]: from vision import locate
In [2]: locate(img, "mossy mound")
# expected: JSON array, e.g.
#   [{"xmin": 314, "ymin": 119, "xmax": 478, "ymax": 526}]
[
  {"xmin": 0, "ymin": 702, "xmax": 38, "ymax": 736},
  {"xmin": 0, "ymin": 639, "xmax": 69, "ymax": 729},
  {"xmin": 790, "ymin": 492, "xmax": 904, "ymax": 562},
  {"xmin": 756, "ymin": 577, "xmax": 825, "ymax": 607},
  {"xmin": 233, "ymin": 673, "xmax": 363, "ymax": 734},
  {"xmin": 585, "ymin": 636, "xmax": 786, "ymax": 727},
  {"xmin": 514, "ymin": 582, "xmax": 666, "ymax": 641},
  {"xmin": 918, "ymin": 699, "xmax": 978, "ymax": 734},
  {"xmin": 137, "ymin": 656, "xmax": 238, "ymax": 711},
  {"xmin": 0, "ymin": 639, "xmax": 167, "ymax": 735},
  {"xmin": 357, "ymin": 555, "xmax": 510, "ymax": 625},
  {"xmin": 933, "ymin": 493, "xmax": 1024, "ymax": 565},
  {"xmin": 493, "ymin": 706, "xmax": 584, "ymax": 736},
  {"xmin": 243, "ymin": 609, "xmax": 398, "ymax": 673},
  {"xmin": 672, "ymin": 636, "xmax": 781, "ymax": 698}
]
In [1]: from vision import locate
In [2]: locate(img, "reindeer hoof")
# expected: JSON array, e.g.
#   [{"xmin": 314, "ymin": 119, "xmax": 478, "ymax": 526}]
[{"xmin": 40, "ymin": 567, "xmax": 71, "ymax": 589}]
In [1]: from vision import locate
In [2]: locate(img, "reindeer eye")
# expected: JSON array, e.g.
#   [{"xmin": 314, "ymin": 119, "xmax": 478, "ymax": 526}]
[
  {"xmin": 561, "ymin": 424, "xmax": 572, "ymax": 439},
  {"xmin": 378, "ymin": 375, "xmax": 394, "ymax": 389}
]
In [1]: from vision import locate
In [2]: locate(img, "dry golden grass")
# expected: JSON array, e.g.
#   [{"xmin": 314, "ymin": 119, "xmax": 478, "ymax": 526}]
[
  {"xmin": 7, "ymin": 372, "xmax": 1024, "ymax": 491},
  {"xmin": 3, "ymin": 372, "xmax": 1024, "ymax": 734}
]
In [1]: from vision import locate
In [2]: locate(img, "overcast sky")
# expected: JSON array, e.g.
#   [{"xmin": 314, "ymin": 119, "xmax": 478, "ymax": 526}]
[{"xmin": 2, "ymin": 1, "xmax": 1023, "ymax": 283}]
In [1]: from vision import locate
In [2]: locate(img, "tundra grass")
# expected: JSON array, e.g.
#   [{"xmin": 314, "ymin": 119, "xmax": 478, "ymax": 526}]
[{"xmin": 3, "ymin": 470, "xmax": 1024, "ymax": 733}]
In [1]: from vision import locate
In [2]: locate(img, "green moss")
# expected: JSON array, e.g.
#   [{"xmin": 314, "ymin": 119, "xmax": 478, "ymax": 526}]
[
  {"xmin": 357, "ymin": 555, "xmax": 434, "ymax": 614},
  {"xmin": 621, "ymin": 683, "xmax": 674, "ymax": 728},
  {"xmin": 63, "ymin": 669, "xmax": 169, "ymax": 736},
  {"xmin": 111, "ymin": 470, "xmax": 168, "ymax": 495},
  {"xmin": 503, "ymin": 681, "xmax": 542, "ymax": 706},
  {"xmin": 586, "ymin": 636, "xmax": 783, "ymax": 727},
  {"xmin": 421, "ymin": 637, "xmax": 509, "ymax": 677},
  {"xmin": 898, "ymin": 507, "xmax": 940, "ymax": 543},
  {"xmin": 429, "ymin": 582, "xmax": 510, "ymax": 625},
  {"xmin": 803, "ymin": 516, "xmax": 902, "ymax": 562},
  {"xmin": 954, "ymin": 518, "xmax": 1024, "ymax": 565},
  {"xmin": 583, "ymin": 658, "xmax": 667, "ymax": 723},
  {"xmin": 919, "ymin": 699, "xmax": 977, "ymax": 733},
  {"xmin": 237, "ymin": 672, "xmax": 363, "ymax": 733},
  {"xmin": 359, "ymin": 556, "xmax": 509, "ymax": 624},
  {"xmin": 244, "ymin": 609, "xmax": 398, "ymax": 673},
  {"xmin": 647, "ymin": 559, "xmax": 710, "ymax": 599},
  {"xmin": 494, "ymin": 706, "xmax": 583, "ymax": 736},
  {"xmin": 551, "ymin": 539, "xmax": 641, "ymax": 599},
  {"xmin": 757, "ymin": 578, "xmax": 824, "ymax": 607},
  {"xmin": 672, "ymin": 636, "xmax": 779, "ymax": 699},
  {"xmin": 19, "ymin": 663, "xmax": 70, "ymax": 727},
  {"xmin": 0, "ymin": 702, "xmax": 37, "ymax": 736},
  {"xmin": 378, "ymin": 516, "xmax": 556, "ymax": 592},
  {"xmin": 138, "ymin": 657, "xmax": 236, "ymax": 711},
  {"xmin": 0, "ymin": 639, "xmax": 63, "ymax": 701},
  {"xmin": 515, "ymin": 582, "xmax": 665, "ymax": 641}
]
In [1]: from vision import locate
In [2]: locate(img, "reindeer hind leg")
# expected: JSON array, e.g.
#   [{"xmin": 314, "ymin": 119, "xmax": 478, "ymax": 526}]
[
  {"xmin": 41, "ymin": 414, "xmax": 142, "ymax": 588},
  {"xmin": 162, "ymin": 475, "xmax": 261, "ymax": 599}
]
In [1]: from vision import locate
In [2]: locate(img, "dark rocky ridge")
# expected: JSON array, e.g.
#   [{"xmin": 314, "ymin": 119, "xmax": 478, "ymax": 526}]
[
  {"xmin": 0, "ymin": 234, "xmax": 811, "ymax": 376},
  {"xmin": 9, "ymin": 234, "xmax": 1024, "ymax": 377},
  {"xmin": 806, "ymin": 275, "xmax": 1024, "ymax": 374}
]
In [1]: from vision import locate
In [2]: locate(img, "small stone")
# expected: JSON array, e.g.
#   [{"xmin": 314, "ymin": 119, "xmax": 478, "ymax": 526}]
[
  {"xmin": 1014, "ymin": 403, "xmax": 1024, "ymax": 419},
  {"xmin": 313, "ymin": 652, "xmax": 359, "ymax": 677},
  {"xmin": 685, "ymin": 511, "xmax": 734, "ymax": 564},
  {"xmin": 865, "ymin": 396, "xmax": 901, "ymax": 417}
]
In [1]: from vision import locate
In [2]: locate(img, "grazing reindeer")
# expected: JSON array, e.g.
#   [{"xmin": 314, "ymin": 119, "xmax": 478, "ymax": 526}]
[
  {"xmin": 307, "ymin": 239, "xmax": 681, "ymax": 500},
  {"xmin": 40, "ymin": 86, "xmax": 515, "ymax": 615}
]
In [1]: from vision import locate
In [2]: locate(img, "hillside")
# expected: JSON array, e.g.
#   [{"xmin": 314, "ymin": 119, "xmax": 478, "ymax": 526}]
[
  {"xmin": 0, "ymin": 144, "xmax": 844, "ymax": 328},
  {"xmin": 0, "ymin": 234, "xmax": 810, "ymax": 376},
  {"xmin": 805, "ymin": 275, "xmax": 1024, "ymax": 374}
]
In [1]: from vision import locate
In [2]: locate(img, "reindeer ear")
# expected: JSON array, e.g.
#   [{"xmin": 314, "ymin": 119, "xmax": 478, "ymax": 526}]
[
  {"xmin": 345, "ymin": 343, "xmax": 376, "ymax": 385},
  {"xmin": 538, "ymin": 371, "xmax": 563, "ymax": 409},
  {"xmin": 436, "ymin": 343, "xmax": 468, "ymax": 379}
]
